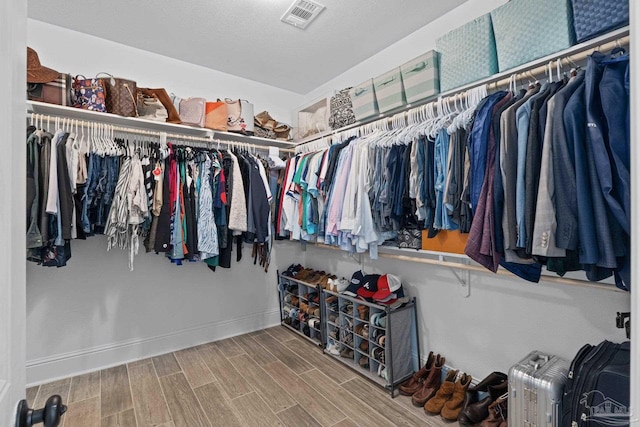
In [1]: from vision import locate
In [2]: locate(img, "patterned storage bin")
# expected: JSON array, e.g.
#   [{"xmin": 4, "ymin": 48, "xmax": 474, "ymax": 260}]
[
  {"xmin": 373, "ymin": 68, "xmax": 406, "ymax": 113},
  {"xmin": 349, "ymin": 79, "xmax": 379, "ymax": 121},
  {"xmin": 491, "ymin": 0, "xmax": 576, "ymax": 72},
  {"xmin": 436, "ymin": 14, "xmax": 498, "ymax": 92},
  {"xmin": 572, "ymin": 0, "xmax": 629, "ymax": 43},
  {"xmin": 400, "ymin": 51, "xmax": 440, "ymax": 103}
]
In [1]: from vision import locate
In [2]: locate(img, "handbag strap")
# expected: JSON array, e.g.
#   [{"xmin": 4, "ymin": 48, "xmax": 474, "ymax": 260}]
[
  {"xmin": 96, "ymin": 72, "xmax": 116, "ymax": 86},
  {"xmin": 124, "ymin": 83, "xmax": 139, "ymax": 117},
  {"xmin": 226, "ymin": 98, "xmax": 242, "ymax": 125}
]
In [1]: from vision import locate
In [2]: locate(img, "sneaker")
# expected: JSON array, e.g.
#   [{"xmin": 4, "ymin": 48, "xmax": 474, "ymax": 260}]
[{"xmin": 326, "ymin": 339, "xmax": 340, "ymax": 356}]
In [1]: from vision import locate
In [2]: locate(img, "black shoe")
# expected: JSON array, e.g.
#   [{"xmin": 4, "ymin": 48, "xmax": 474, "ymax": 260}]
[{"xmin": 468, "ymin": 371, "xmax": 508, "ymax": 393}]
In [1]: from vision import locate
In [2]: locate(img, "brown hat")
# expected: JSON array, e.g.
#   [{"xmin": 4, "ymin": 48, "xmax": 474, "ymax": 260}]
[{"xmin": 27, "ymin": 47, "xmax": 59, "ymax": 83}]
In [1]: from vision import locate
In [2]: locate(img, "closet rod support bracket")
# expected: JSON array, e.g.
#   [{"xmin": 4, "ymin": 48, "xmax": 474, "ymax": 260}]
[{"xmin": 440, "ymin": 256, "xmax": 471, "ymax": 298}]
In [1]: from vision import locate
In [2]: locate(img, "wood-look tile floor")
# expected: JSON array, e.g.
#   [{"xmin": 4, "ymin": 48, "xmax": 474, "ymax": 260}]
[{"xmin": 27, "ymin": 326, "xmax": 451, "ymax": 427}]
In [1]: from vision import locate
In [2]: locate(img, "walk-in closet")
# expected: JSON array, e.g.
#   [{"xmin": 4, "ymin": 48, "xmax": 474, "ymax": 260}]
[{"xmin": 1, "ymin": 0, "xmax": 638, "ymax": 426}]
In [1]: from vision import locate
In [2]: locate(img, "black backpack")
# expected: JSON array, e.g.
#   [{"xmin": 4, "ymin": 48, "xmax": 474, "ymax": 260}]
[{"xmin": 562, "ymin": 341, "xmax": 630, "ymax": 427}]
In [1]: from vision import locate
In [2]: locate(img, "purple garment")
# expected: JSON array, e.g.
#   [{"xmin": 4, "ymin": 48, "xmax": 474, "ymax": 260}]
[{"xmin": 465, "ymin": 93, "xmax": 514, "ymax": 272}]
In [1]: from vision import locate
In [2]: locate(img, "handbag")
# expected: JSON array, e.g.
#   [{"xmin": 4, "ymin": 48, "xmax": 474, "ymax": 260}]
[
  {"xmin": 329, "ymin": 87, "xmax": 356, "ymax": 130},
  {"xmin": 274, "ymin": 123, "xmax": 292, "ymax": 141},
  {"xmin": 72, "ymin": 75, "xmax": 107, "ymax": 112},
  {"xmin": 27, "ymin": 73, "xmax": 72, "ymax": 106},
  {"xmin": 254, "ymin": 111, "xmax": 290, "ymax": 140},
  {"xmin": 138, "ymin": 88, "xmax": 181, "ymax": 123},
  {"xmin": 397, "ymin": 228, "xmax": 422, "ymax": 250},
  {"xmin": 136, "ymin": 92, "xmax": 168, "ymax": 122},
  {"xmin": 204, "ymin": 101, "xmax": 228, "ymax": 131},
  {"xmin": 101, "ymin": 74, "xmax": 138, "ymax": 117},
  {"xmin": 179, "ymin": 97, "xmax": 206, "ymax": 127},
  {"xmin": 225, "ymin": 99, "xmax": 255, "ymax": 135}
]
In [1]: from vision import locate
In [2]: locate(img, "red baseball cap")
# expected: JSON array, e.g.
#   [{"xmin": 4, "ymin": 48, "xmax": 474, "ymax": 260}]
[
  {"xmin": 357, "ymin": 274, "xmax": 381, "ymax": 299},
  {"xmin": 372, "ymin": 274, "xmax": 402, "ymax": 301}
]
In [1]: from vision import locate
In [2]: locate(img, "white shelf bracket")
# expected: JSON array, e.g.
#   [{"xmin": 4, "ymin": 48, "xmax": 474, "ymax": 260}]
[{"xmin": 439, "ymin": 255, "xmax": 471, "ymax": 297}]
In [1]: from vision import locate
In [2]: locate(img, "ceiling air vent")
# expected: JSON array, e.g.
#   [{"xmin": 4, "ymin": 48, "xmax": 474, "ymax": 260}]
[{"xmin": 281, "ymin": 0, "xmax": 326, "ymax": 30}]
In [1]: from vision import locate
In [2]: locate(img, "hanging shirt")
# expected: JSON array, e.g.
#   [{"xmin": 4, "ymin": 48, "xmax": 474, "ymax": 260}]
[
  {"xmin": 197, "ymin": 155, "xmax": 218, "ymax": 259},
  {"xmin": 434, "ymin": 129, "xmax": 457, "ymax": 230},
  {"xmin": 467, "ymin": 91, "xmax": 507, "ymax": 214}
]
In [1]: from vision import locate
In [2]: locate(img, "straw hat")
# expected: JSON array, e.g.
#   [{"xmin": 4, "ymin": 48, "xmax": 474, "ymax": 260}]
[{"xmin": 27, "ymin": 47, "xmax": 59, "ymax": 83}]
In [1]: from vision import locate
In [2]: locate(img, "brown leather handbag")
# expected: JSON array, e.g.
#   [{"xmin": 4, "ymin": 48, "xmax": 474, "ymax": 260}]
[
  {"xmin": 101, "ymin": 74, "xmax": 138, "ymax": 117},
  {"xmin": 138, "ymin": 88, "xmax": 181, "ymax": 123}
]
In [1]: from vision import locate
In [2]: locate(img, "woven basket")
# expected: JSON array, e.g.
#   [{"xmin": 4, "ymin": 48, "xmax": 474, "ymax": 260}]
[
  {"xmin": 572, "ymin": 0, "xmax": 628, "ymax": 42},
  {"xmin": 436, "ymin": 14, "xmax": 498, "ymax": 92},
  {"xmin": 491, "ymin": 0, "xmax": 576, "ymax": 72},
  {"xmin": 400, "ymin": 51, "xmax": 440, "ymax": 104}
]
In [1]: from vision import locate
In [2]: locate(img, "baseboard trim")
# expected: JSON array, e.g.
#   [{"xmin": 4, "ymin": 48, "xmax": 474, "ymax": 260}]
[{"xmin": 26, "ymin": 309, "xmax": 281, "ymax": 386}]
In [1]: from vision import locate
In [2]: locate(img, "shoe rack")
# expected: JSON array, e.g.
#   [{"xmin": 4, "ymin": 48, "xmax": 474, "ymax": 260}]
[
  {"xmin": 278, "ymin": 272, "xmax": 324, "ymax": 347},
  {"xmin": 323, "ymin": 289, "xmax": 419, "ymax": 397}
]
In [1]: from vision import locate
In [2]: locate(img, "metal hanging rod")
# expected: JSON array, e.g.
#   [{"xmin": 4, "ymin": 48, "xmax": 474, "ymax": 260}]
[
  {"xmin": 27, "ymin": 112, "xmax": 294, "ymax": 153},
  {"xmin": 26, "ymin": 100, "xmax": 296, "ymax": 152},
  {"xmin": 374, "ymin": 251, "xmax": 625, "ymax": 294},
  {"xmin": 295, "ymin": 26, "xmax": 629, "ymax": 149},
  {"xmin": 310, "ymin": 243, "xmax": 625, "ymax": 293}
]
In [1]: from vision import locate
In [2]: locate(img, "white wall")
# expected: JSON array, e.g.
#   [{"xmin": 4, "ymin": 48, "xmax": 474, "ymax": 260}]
[
  {"xmin": 0, "ymin": 0, "xmax": 27, "ymax": 420},
  {"xmin": 26, "ymin": 236, "xmax": 303, "ymax": 384},
  {"xmin": 28, "ymin": 19, "xmax": 302, "ymax": 125},
  {"xmin": 298, "ymin": 0, "xmax": 508, "ymax": 108},
  {"xmin": 282, "ymin": 243, "xmax": 630, "ymax": 381},
  {"xmin": 25, "ymin": 18, "xmax": 305, "ymax": 384}
]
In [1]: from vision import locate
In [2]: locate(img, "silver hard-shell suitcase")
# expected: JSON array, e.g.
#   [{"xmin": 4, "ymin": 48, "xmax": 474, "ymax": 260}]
[{"xmin": 509, "ymin": 351, "xmax": 570, "ymax": 427}]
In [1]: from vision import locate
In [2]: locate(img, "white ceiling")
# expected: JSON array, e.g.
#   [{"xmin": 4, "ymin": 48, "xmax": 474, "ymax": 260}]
[{"xmin": 27, "ymin": 0, "xmax": 467, "ymax": 95}]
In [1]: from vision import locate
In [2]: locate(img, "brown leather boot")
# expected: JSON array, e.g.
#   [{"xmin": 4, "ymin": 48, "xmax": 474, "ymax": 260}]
[
  {"xmin": 399, "ymin": 352, "xmax": 434, "ymax": 396},
  {"xmin": 480, "ymin": 394, "xmax": 508, "ymax": 427},
  {"xmin": 441, "ymin": 373, "xmax": 472, "ymax": 420},
  {"xmin": 424, "ymin": 369, "xmax": 458, "ymax": 414},
  {"xmin": 411, "ymin": 354, "xmax": 445, "ymax": 406},
  {"xmin": 459, "ymin": 395, "xmax": 493, "ymax": 425}
]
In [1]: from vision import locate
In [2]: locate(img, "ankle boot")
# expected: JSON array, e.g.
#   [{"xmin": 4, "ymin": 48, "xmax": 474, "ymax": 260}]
[
  {"xmin": 459, "ymin": 395, "xmax": 493, "ymax": 425},
  {"xmin": 399, "ymin": 352, "xmax": 434, "ymax": 396},
  {"xmin": 488, "ymin": 380, "xmax": 508, "ymax": 400},
  {"xmin": 441, "ymin": 373, "xmax": 472, "ymax": 420},
  {"xmin": 468, "ymin": 371, "xmax": 508, "ymax": 393},
  {"xmin": 480, "ymin": 395, "xmax": 508, "ymax": 427},
  {"xmin": 424, "ymin": 369, "xmax": 458, "ymax": 414},
  {"xmin": 411, "ymin": 354, "xmax": 445, "ymax": 406},
  {"xmin": 457, "ymin": 390, "xmax": 479, "ymax": 426}
]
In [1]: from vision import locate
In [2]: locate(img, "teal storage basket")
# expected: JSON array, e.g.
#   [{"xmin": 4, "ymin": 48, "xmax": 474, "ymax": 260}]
[
  {"xmin": 400, "ymin": 51, "xmax": 440, "ymax": 104},
  {"xmin": 374, "ymin": 68, "xmax": 406, "ymax": 113},
  {"xmin": 349, "ymin": 79, "xmax": 379, "ymax": 121},
  {"xmin": 491, "ymin": 0, "xmax": 576, "ymax": 72},
  {"xmin": 436, "ymin": 14, "xmax": 498, "ymax": 92}
]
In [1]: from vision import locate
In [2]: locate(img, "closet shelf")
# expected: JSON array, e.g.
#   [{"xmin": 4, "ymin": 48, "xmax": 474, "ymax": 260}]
[
  {"xmin": 300, "ymin": 242, "xmax": 624, "ymax": 294},
  {"xmin": 298, "ymin": 26, "xmax": 629, "ymax": 147},
  {"xmin": 26, "ymin": 100, "xmax": 296, "ymax": 150}
]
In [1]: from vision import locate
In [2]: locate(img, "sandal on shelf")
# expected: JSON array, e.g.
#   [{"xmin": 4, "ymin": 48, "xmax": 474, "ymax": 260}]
[{"xmin": 254, "ymin": 111, "xmax": 276, "ymax": 129}]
